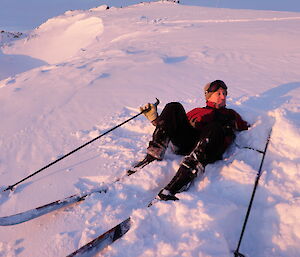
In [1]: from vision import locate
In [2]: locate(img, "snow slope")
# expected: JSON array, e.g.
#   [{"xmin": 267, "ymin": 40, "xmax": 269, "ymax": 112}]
[{"xmin": 0, "ymin": 2, "xmax": 300, "ymax": 257}]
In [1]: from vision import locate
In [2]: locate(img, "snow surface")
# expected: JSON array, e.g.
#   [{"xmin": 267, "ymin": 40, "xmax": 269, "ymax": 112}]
[{"xmin": 0, "ymin": 1, "xmax": 300, "ymax": 257}]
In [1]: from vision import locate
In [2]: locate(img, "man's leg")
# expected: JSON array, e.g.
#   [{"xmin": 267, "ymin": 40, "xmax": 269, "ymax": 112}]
[
  {"xmin": 127, "ymin": 127, "xmax": 169, "ymax": 175},
  {"xmin": 147, "ymin": 102, "xmax": 198, "ymax": 158},
  {"xmin": 129, "ymin": 102, "xmax": 197, "ymax": 174},
  {"xmin": 158, "ymin": 122, "xmax": 227, "ymax": 200}
]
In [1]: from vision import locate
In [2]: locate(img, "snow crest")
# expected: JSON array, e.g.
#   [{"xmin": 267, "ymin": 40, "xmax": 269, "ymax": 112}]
[{"xmin": 2, "ymin": 14, "xmax": 104, "ymax": 64}]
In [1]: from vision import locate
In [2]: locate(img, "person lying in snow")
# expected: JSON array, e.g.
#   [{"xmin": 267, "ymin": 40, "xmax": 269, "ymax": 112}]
[{"xmin": 131, "ymin": 80, "xmax": 249, "ymax": 201}]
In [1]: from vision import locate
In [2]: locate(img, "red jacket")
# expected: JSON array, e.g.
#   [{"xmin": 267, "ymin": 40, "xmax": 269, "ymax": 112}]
[{"xmin": 186, "ymin": 101, "xmax": 249, "ymax": 148}]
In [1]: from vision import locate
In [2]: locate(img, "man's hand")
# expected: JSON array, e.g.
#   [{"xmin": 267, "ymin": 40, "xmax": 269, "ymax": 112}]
[
  {"xmin": 140, "ymin": 103, "xmax": 158, "ymax": 122},
  {"xmin": 189, "ymin": 117, "xmax": 198, "ymax": 128}
]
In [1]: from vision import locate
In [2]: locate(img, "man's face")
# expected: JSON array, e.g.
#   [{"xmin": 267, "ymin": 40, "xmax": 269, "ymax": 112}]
[{"xmin": 207, "ymin": 88, "xmax": 227, "ymax": 108}]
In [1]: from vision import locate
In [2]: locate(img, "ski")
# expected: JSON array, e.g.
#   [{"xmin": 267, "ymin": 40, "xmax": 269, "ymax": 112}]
[
  {"xmin": 67, "ymin": 217, "xmax": 131, "ymax": 257},
  {"xmin": 66, "ymin": 195, "xmax": 163, "ymax": 256},
  {"xmin": 0, "ymin": 186, "xmax": 108, "ymax": 226},
  {"xmin": 0, "ymin": 157, "xmax": 154, "ymax": 226}
]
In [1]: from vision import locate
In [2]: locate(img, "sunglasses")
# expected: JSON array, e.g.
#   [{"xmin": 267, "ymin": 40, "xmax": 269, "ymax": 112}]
[{"xmin": 206, "ymin": 80, "xmax": 227, "ymax": 93}]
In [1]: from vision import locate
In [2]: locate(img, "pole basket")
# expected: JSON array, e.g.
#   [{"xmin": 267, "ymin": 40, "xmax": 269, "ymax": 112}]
[{"xmin": 234, "ymin": 251, "xmax": 246, "ymax": 257}]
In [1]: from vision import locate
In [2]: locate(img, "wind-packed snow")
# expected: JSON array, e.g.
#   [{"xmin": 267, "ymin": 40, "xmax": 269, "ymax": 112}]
[{"xmin": 0, "ymin": 1, "xmax": 300, "ymax": 257}]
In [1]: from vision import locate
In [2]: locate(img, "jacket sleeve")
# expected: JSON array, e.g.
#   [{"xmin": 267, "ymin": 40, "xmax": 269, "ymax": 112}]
[{"xmin": 232, "ymin": 110, "xmax": 249, "ymax": 131}]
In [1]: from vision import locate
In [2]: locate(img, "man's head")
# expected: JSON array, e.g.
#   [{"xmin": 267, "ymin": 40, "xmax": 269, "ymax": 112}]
[{"xmin": 204, "ymin": 80, "xmax": 227, "ymax": 108}]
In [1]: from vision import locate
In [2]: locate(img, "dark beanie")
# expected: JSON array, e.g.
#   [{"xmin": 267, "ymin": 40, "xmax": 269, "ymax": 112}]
[{"xmin": 204, "ymin": 80, "xmax": 227, "ymax": 100}]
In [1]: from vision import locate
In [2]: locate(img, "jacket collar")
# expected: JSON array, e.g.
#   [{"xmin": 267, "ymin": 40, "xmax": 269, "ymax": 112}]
[{"xmin": 206, "ymin": 101, "xmax": 226, "ymax": 109}]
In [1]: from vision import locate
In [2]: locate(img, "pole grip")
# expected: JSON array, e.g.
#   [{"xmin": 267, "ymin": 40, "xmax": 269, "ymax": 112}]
[{"xmin": 141, "ymin": 98, "xmax": 160, "ymax": 113}]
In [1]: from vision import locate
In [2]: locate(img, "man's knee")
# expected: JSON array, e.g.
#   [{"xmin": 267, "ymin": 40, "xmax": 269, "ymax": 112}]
[
  {"xmin": 165, "ymin": 102, "xmax": 182, "ymax": 107},
  {"xmin": 160, "ymin": 102, "xmax": 187, "ymax": 121},
  {"xmin": 164, "ymin": 102, "xmax": 185, "ymax": 112}
]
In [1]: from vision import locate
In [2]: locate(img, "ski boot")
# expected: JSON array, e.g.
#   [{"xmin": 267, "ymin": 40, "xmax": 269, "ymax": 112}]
[
  {"xmin": 158, "ymin": 148, "xmax": 205, "ymax": 201},
  {"xmin": 127, "ymin": 154, "xmax": 157, "ymax": 175}
]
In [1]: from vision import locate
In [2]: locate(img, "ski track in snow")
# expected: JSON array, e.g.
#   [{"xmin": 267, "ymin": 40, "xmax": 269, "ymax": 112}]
[
  {"xmin": 0, "ymin": 2, "xmax": 300, "ymax": 257},
  {"xmin": 164, "ymin": 16, "xmax": 300, "ymax": 24}
]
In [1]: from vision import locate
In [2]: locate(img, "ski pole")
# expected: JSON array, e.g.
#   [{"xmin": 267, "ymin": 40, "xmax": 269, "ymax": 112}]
[
  {"xmin": 2, "ymin": 98, "xmax": 160, "ymax": 192},
  {"xmin": 233, "ymin": 128, "xmax": 272, "ymax": 257}
]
